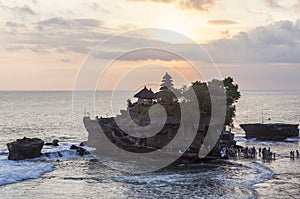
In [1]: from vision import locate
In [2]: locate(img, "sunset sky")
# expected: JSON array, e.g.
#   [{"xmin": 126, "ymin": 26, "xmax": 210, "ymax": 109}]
[{"xmin": 0, "ymin": 0, "xmax": 300, "ymax": 90}]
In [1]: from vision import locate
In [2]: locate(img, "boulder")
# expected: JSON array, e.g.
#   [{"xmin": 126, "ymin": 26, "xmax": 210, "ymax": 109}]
[
  {"xmin": 79, "ymin": 142, "xmax": 85, "ymax": 146},
  {"xmin": 7, "ymin": 137, "xmax": 44, "ymax": 160},
  {"xmin": 52, "ymin": 139, "xmax": 59, "ymax": 146},
  {"xmin": 44, "ymin": 139, "xmax": 59, "ymax": 146},
  {"xmin": 70, "ymin": 145, "xmax": 89, "ymax": 156},
  {"xmin": 77, "ymin": 147, "xmax": 86, "ymax": 156},
  {"xmin": 70, "ymin": 145, "xmax": 79, "ymax": 150}
]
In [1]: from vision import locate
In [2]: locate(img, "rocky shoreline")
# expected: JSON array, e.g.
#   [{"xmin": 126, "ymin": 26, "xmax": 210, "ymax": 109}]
[
  {"xmin": 84, "ymin": 111, "xmax": 239, "ymax": 163},
  {"xmin": 6, "ymin": 137, "xmax": 90, "ymax": 161}
]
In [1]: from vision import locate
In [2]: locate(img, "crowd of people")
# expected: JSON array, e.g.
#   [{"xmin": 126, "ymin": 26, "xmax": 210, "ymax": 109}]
[
  {"xmin": 221, "ymin": 146, "xmax": 300, "ymax": 161},
  {"xmin": 220, "ymin": 146, "xmax": 238, "ymax": 158},
  {"xmin": 241, "ymin": 146, "xmax": 276, "ymax": 161},
  {"xmin": 242, "ymin": 146, "xmax": 257, "ymax": 158},
  {"xmin": 259, "ymin": 147, "xmax": 275, "ymax": 160}
]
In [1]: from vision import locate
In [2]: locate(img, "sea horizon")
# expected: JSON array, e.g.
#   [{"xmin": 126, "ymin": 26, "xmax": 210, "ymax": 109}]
[
  {"xmin": 0, "ymin": 90, "xmax": 299, "ymax": 198},
  {"xmin": 1, "ymin": 1, "xmax": 300, "ymax": 198}
]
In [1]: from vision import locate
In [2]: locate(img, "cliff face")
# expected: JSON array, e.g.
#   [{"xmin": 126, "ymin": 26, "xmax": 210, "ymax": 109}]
[
  {"xmin": 89, "ymin": 103, "xmax": 236, "ymax": 160},
  {"xmin": 240, "ymin": 123, "xmax": 299, "ymax": 140}
]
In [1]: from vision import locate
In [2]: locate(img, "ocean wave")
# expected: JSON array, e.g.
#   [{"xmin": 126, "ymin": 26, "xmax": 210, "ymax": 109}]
[
  {"xmin": 112, "ymin": 166, "xmax": 258, "ymax": 198},
  {"xmin": 248, "ymin": 161, "xmax": 274, "ymax": 185},
  {"xmin": 0, "ymin": 143, "xmax": 96, "ymax": 186},
  {"xmin": 234, "ymin": 136, "xmax": 248, "ymax": 142},
  {"xmin": 284, "ymin": 136, "xmax": 300, "ymax": 142},
  {"xmin": 112, "ymin": 173, "xmax": 185, "ymax": 184},
  {"xmin": 218, "ymin": 160, "xmax": 274, "ymax": 188},
  {"xmin": 0, "ymin": 159, "xmax": 54, "ymax": 186},
  {"xmin": 104, "ymin": 158, "xmax": 274, "ymax": 189},
  {"xmin": 41, "ymin": 144, "xmax": 95, "ymax": 160}
]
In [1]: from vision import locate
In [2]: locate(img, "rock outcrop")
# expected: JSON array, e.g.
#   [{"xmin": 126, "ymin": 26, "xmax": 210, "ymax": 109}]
[
  {"xmin": 93, "ymin": 103, "xmax": 237, "ymax": 161},
  {"xmin": 44, "ymin": 139, "xmax": 59, "ymax": 146},
  {"xmin": 7, "ymin": 137, "xmax": 44, "ymax": 160},
  {"xmin": 70, "ymin": 145, "xmax": 90, "ymax": 156}
]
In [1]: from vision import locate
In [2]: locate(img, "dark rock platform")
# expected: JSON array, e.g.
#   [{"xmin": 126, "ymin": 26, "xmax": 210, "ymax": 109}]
[{"xmin": 7, "ymin": 137, "xmax": 44, "ymax": 160}]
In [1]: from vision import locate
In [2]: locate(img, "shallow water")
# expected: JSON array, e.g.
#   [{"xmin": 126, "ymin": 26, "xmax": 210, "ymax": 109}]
[
  {"xmin": 0, "ymin": 91, "xmax": 299, "ymax": 198},
  {"xmin": 234, "ymin": 139, "xmax": 300, "ymax": 199}
]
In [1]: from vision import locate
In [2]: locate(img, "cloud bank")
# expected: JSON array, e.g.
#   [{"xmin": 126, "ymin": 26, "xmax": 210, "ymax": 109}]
[
  {"xmin": 206, "ymin": 20, "xmax": 300, "ymax": 63},
  {"xmin": 4, "ymin": 13, "xmax": 300, "ymax": 64},
  {"xmin": 91, "ymin": 19, "xmax": 300, "ymax": 64},
  {"xmin": 179, "ymin": 0, "xmax": 215, "ymax": 11},
  {"xmin": 5, "ymin": 17, "xmax": 105, "ymax": 54},
  {"xmin": 207, "ymin": 20, "xmax": 238, "ymax": 25},
  {"xmin": 127, "ymin": 0, "xmax": 216, "ymax": 11}
]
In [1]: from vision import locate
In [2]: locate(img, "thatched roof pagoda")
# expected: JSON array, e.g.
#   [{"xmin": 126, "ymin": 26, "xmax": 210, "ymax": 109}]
[
  {"xmin": 160, "ymin": 72, "xmax": 174, "ymax": 90},
  {"xmin": 134, "ymin": 86, "xmax": 157, "ymax": 105},
  {"xmin": 134, "ymin": 86, "xmax": 157, "ymax": 99}
]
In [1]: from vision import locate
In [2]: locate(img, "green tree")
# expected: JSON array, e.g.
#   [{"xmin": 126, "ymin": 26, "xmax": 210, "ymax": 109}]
[
  {"xmin": 181, "ymin": 77, "xmax": 240, "ymax": 126},
  {"xmin": 223, "ymin": 77, "xmax": 241, "ymax": 126}
]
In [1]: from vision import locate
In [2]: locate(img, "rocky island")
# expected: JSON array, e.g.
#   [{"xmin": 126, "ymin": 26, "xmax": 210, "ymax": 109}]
[
  {"xmin": 84, "ymin": 73, "xmax": 241, "ymax": 163},
  {"xmin": 240, "ymin": 123, "xmax": 299, "ymax": 141}
]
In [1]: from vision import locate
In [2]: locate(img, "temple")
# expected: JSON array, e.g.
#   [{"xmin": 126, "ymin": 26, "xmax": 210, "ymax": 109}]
[
  {"xmin": 83, "ymin": 72, "xmax": 238, "ymax": 162},
  {"xmin": 131, "ymin": 72, "xmax": 177, "ymax": 107},
  {"xmin": 134, "ymin": 86, "xmax": 157, "ymax": 105}
]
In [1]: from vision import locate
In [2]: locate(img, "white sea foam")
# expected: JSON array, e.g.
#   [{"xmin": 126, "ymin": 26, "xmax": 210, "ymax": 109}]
[
  {"xmin": 234, "ymin": 136, "xmax": 248, "ymax": 142},
  {"xmin": 113, "ymin": 169, "xmax": 225, "ymax": 186},
  {"xmin": 216, "ymin": 160, "xmax": 274, "ymax": 188},
  {"xmin": 0, "ymin": 158, "xmax": 54, "ymax": 186},
  {"xmin": 284, "ymin": 136, "xmax": 300, "ymax": 142},
  {"xmin": 0, "ymin": 143, "xmax": 95, "ymax": 186},
  {"xmin": 113, "ymin": 173, "xmax": 184, "ymax": 184},
  {"xmin": 41, "ymin": 143, "xmax": 95, "ymax": 160}
]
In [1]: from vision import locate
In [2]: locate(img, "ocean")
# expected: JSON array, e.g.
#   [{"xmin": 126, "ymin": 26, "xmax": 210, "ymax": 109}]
[{"xmin": 0, "ymin": 91, "xmax": 299, "ymax": 198}]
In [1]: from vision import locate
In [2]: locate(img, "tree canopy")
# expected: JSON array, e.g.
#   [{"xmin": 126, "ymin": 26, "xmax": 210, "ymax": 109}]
[
  {"xmin": 179, "ymin": 77, "xmax": 241, "ymax": 127},
  {"xmin": 134, "ymin": 76, "xmax": 241, "ymax": 127}
]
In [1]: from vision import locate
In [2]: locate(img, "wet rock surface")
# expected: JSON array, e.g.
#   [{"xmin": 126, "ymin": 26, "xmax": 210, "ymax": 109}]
[
  {"xmin": 44, "ymin": 139, "xmax": 59, "ymax": 146},
  {"xmin": 7, "ymin": 137, "xmax": 44, "ymax": 160},
  {"xmin": 70, "ymin": 145, "xmax": 90, "ymax": 156}
]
